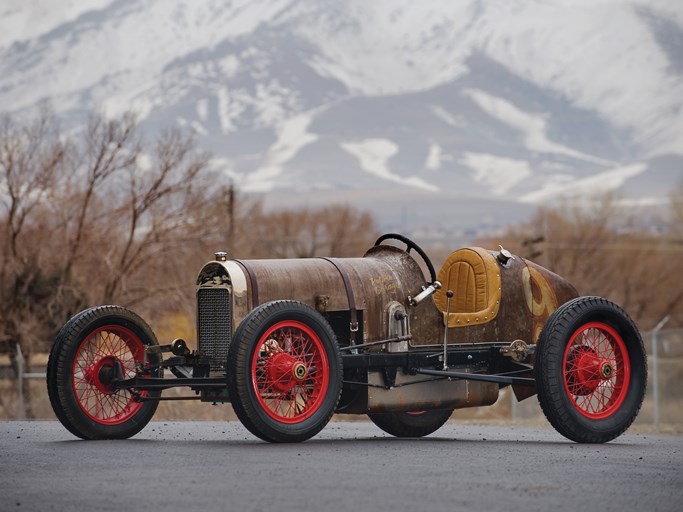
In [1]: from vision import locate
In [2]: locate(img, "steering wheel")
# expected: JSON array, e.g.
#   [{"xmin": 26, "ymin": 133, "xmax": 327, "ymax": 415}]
[{"xmin": 374, "ymin": 233, "xmax": 437, "ymax": 284}]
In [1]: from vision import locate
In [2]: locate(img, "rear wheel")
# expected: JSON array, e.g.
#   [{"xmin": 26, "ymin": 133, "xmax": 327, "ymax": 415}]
[
  {"xmin": 369, "ymin": 409, "xmax": 453, "ymax": 438},
  {"xmin": 46, "ymin": 306, "xmax": 161, "ymax": 440},
  {"xmin": 227, "ymin": 301, "xmax": 343, "ymax": 443},
  {"xmin": 535, "ymin": 297, "xmax": 646, "ymax": 443}
]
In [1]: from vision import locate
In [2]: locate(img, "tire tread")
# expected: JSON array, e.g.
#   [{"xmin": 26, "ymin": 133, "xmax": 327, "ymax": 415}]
[
  {"xmin": 535, "ymin": 297, "xmax": 646, "ymax": 443},
  {"xmin": 46, "ymin": 305, "xmax": 160, "ymax": 440},
  {"xmin": 227, "ymin": 300, "xmax": 343, "ymax": 443}
]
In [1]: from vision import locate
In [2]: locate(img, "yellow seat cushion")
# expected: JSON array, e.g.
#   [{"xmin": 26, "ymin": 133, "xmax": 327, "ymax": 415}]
[{"xmin": 433, "ymin": 247, "xmax": 501, "ymax": 327}]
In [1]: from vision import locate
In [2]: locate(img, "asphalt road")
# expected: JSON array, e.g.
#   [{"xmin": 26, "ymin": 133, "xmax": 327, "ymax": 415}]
[{"xmin": 1, "ymin": 421, "xmax": 681, "ymax": 512}]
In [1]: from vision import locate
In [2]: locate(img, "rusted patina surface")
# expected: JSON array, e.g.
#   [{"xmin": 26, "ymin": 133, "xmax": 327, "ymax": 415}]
[
  {"xmin": 522, "ymin": 259, "xmax": 579, "ymax": 343},
  {"xmin": 235, "ymin": 245, "xmax": 427, "ymax": 345},
  {"xmin": 195, "ymin": 244, "xmax": 580, "ymax": 411},
  {"xmin": 410, "ymin": 252, "xmax": 578, "ymax": 347},
  {"xmin": 196, "ymin": 246, "xmax": 578, "ymax": 350}
]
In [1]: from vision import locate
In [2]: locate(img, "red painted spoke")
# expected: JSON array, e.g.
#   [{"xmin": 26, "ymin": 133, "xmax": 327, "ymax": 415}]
[
  {"xmin": 251, "ymin": 321, "xmax": 329, "ymax": 424},
  {"xmin": 274, "ymin": 397, "xmax": 287, "ymax": 417},
  {"xmin": 283, "ymin": 399, "xmax": 294, "ymax": 418},
  {"xmin": 71, "ymin": 325, "xmax": 146, "ymax": 425},
  {"xmin": 563, "ymin": 322, "xmax": 630, "ymax": 420}
]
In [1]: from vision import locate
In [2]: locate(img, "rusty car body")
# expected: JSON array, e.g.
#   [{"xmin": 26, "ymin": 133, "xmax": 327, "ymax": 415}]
[{"xmin": 47, "ymin": 234, "xmax": 647, "ymax": 443}]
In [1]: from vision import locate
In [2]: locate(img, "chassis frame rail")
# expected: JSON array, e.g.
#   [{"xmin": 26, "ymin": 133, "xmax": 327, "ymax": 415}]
[
  {"xmin": 111, "ymin": 342, "xmax": 535, "ymax": 393},
  {"xmin": 414, "ymin": 368, "xmax": 535, "ymax": 387}
]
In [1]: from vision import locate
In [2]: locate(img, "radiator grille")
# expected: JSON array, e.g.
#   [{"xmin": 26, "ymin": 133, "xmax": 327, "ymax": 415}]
[{"xmin": 197, "ymin": 287, "xmax": 231, "ymax": 372}]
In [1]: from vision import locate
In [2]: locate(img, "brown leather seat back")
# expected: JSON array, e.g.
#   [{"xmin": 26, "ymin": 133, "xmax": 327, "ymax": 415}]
[{"xmin": 433, "ymin": 247, "xmax": 501, "ymax": 327}]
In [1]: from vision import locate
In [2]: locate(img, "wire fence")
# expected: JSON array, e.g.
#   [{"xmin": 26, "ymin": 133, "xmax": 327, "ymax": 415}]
[{"xmin": 642, "ymin": 326, "xmax": 683, "ymax": 426}]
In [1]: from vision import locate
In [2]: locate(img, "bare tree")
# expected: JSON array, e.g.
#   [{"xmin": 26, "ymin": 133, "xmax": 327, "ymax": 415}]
[
  {"xmin": 0, "ymin": 108, "xmax": 211, "ymax": 417},
  {"xmin": 0, "ymin": 106, "xmax": 382, "ymax": 418},
  {"xmin": 0, "ymin": 108, "xmax": 64, "ymax": 339},
  {"xmin": 100, "ymin": 129, "xmax": 209, "ymax": 304},
  {"xmin": 0, "ymin": 107, "xmax": 68, "ymax": 417},
  {"xmin": 63, "ymin": 113, "xmax": 141, "ymax": 277},
  {"xmin": 246, "ymin": 205, "xmax": 378, "ymax": 258}
]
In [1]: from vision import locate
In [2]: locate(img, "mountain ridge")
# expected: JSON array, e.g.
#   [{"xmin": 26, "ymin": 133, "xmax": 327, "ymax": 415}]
[{"xmin": 1, "ymin": 0, "xmax": 682, "ymax": 236}]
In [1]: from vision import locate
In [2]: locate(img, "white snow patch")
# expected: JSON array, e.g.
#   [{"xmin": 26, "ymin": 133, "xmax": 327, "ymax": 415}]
[
  {"xmin": 520, "ymin": 163, "xmax": 648, "ymax": 204},
  {"xmin": 242, "ymin": 165, "xmax": 280, "ymax": 193},
  {"xmin": 242, "ymin": 112, "xmax": 319, "ymax": 193},
  {"xmin": 190, "ymin": 121, "xmax": 208, "ymax": 136},
  {"xmin": 214, "ymin": 81, "xmax": 301, "ymax": 135},
  {"xmin": 196, "ymin": 98, "xmax": 209, "ymax": 122},
  {"xmin": 292, "ymin": 0, "xmax": 683, "ymax": 155},
  {"xmin": 268, "ymin": 113, "xmax": 319, "ymax": 165},
  {"xmin": 618, "ymin": 197, "xmax": 669, "ymax": 207},
  {"xmin": 341, "ymin": 139, "xmax": 438, "ymax": 192},
  {"xmin": 0, "ymin": 0, "xmax": 294, "ymax": 113},
  {"xmin": 460, "ymin": 152, "xmax": 532, "ymax": 196},
  {"xmin": 430, "ymin": 105, "xmax": 467, "ymax": 129},
  {"xmin": 253, "ymin": 81, "xmax": 299, "ymax": 127},
  {"xmin": 216, "ymin": 88, "xmax": 242, "ymax": 134},
  {"xmin": 425, "ymin": 143, "xmax": 442, "ymax": 171},
  {"xmin": 218, "ymin": 55, "xmax": 240, "ymax": 78},
  {"xmin": 1, "ymin": 0, "xmax": 682, "ymax": 158},
  {"xmin": 463, "ymin": 88, "xmax": 615, "ymax": 167},
  {"xmin": 300, "ymin": 1, "xmax": 474, "ymax": 96},
  {"xmin": 0, "ymin": 0, "xmax": 113, "ymax": 49},
  {"xmin": 477, "ymin": 0, "xmax": 683, "ymax": 156}
]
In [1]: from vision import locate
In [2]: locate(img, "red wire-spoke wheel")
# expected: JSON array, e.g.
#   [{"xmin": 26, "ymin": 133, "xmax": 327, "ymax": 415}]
[
  {"xmin": 563, "ymin": 322, "xmax": 630, "ymax": 418},
  {"xmin": 536, "ymin": 297, "xmax": 647, "ymax": 444},
  {"xmin": 252, "ymin": 320, "xmax": 330, "ymax": 424},
  {"xmin": 228, "ymin": 301, "xmax": 342, "ymax": 443},
  {"xmin": 47, "ymin": 306, "xmax": 161, "ymax": 440},
  {"xmin": 72, "ymin": 325, "xmax": 147, "ymax": 425}
]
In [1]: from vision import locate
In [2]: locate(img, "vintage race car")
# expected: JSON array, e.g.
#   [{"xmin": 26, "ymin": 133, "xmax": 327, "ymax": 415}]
[{"xmin": 47, "ymin": 234, "xmax": 647, "ymax": 443}]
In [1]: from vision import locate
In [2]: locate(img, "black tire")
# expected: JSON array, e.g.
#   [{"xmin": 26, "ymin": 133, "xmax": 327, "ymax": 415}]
[
  {"xmin": 227, "ymin": 300, "xmax": 343, "ymax": 443},
  {"xmin": 535, "ymin": 296, "xmax": 647, "ymax": 443},
  {"xmin": 368, "ymin": 409, "xmax": 453, "ymax": 438},
  {"xmin": 46, "ymin": 306, "xmax": 161, "ymax": 440}
]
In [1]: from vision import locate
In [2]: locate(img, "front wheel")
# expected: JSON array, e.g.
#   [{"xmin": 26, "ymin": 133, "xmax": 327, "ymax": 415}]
[
  {"xmin": 535, "ymin": 297, "xmax": 647, "ymax": 443},
  {"xmin": 227, "ymin": 301, "xmax": 343, "ymax": 443},
  {"xmin": 368, "ymin": 409, "xmax": 453, "ymax": 438},
  {"xmin": 46, "ymin": 306, "xmax": 161, "ymax": 440}
]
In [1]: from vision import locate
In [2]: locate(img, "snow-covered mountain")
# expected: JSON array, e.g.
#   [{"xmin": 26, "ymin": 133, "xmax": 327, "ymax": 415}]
[{"xmin": 1, "ymin": 0, "xmax": 682, "ymax": 237}]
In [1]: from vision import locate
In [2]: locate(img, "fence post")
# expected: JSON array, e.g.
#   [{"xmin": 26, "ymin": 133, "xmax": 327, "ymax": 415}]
[
  {"xmin": 651, "ymin": 316, "xmax": 670, "ymax": 426},
  {"xmin": 16, "ymin": 343, "xmax": 25, "ymax": 420}
]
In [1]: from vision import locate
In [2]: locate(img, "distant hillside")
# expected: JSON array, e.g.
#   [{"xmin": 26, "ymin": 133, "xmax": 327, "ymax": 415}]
[{"xmin": 1, "ymin": 0, "xmax": 682, "ymax": 238}]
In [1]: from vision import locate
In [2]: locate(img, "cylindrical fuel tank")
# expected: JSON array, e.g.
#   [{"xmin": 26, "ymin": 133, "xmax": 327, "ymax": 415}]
[
  {"xmin": 196, "ymin": 245, "xmax": 579, "ymax": 353},
  {"xmin": 196, "ymin": 245, "xmax": 430, "ymax": 348}
]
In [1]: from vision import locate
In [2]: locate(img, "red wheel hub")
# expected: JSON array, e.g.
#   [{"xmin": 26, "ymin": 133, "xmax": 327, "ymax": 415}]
[
  {"xmin": 83, "ymin": 356, "xmax": 118, "ymax": 394},
  {"xmin": 72, "ymin": 325, "xmax": 147, "ymax": 425},
  {"xmin": 267, "ymin": 353, "xmax": 309, "ymax": 393},
  {"xmin": 566, "ymin": 346, "xmax": 615, "ymax": 396},
  {"xmin": 252, "ymin": 321, "xmax": 330, "ymax": 424},
  {"xmin": 563, "ymin": 322, "xmax": 630, "ymax": 419}
]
